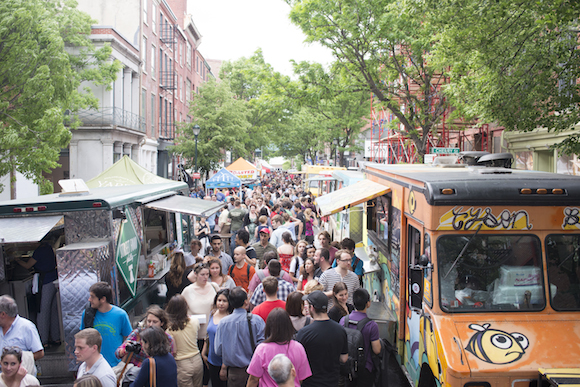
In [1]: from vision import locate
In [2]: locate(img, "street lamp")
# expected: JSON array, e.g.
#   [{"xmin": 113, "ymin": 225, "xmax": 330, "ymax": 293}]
[{"xmin": 192, "ymin": 124, "xmax": 201, "ymax": 190}]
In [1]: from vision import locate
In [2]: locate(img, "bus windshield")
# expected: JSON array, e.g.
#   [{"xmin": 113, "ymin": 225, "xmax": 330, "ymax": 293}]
[
  {"xmin": 546, "ymin": 234, "xmax": 580, "ymax": 311},
  {"xmin": 437, "ymin": 234, "xmax": 544, "ymax": 312}
]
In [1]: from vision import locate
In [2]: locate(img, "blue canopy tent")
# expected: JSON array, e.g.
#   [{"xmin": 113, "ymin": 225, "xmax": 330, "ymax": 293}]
[{"xmin": 205, "ymin": 168, "xmax": 242, "ymax": 190}]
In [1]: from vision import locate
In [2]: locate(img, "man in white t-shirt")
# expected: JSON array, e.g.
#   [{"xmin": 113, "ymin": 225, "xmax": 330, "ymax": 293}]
[
  {"xmin": 318, "ymin": 250, "xmax": 360, "ymax": 308},
  {"xmin": 75, "ymin": 328, "xmax": 116, "ymax": 387}
]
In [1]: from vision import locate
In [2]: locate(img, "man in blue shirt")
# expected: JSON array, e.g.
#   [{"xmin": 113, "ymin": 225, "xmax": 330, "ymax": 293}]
[
  {"xmin": 214, "ymin": 286, "xmax": 265, "ymax": 387},
  {"xmin": 331, "ymin": 237, "xmax": 364, "ymax": 277},
  {"xmin": 0, "ymin": 295, "xmax": 44, "ymax": 375},
  {"xmin": 80, "ymin": 282, "xmax": 132, "ymax": 367}
]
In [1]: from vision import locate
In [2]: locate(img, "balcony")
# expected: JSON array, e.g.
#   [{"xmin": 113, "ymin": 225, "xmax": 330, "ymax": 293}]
[
  {"xmin": 71, "ymin": 107, "xmax": 146, "ymax": 133},
  {"xmin": 160, "ymin": 69, "xmax": 176, "ymax": 90},
  {"xmin": 159, "ymin": 121, "xmax": 175, "ymax": 140},
  {"xmin": 160, "ymin": 22, "xmax": 176, "ymax": 45}
]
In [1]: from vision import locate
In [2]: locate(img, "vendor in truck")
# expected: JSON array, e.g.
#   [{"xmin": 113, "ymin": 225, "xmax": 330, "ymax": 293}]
[{"xmin": 14, "ymin": 233, "xmax": 63, "ymax": 349}]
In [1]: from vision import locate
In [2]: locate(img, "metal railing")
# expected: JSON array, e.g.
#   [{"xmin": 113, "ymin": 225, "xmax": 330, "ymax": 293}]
[
  {"xmin": 160, "ymin": 69, "xmax": 176, "ymax": 90},
  {"xmin": 72, "ymin": 107, "xmax": 146, "ymax": 132},
  {"xmin": 159, "ymin": 122, "xmax": 175, "ymax": 140}
]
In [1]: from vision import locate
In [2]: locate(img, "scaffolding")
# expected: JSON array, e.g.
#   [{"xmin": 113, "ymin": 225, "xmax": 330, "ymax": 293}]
[{"xmin": 369, "ymin": 93, "xmax": 450, "ymax": 164}]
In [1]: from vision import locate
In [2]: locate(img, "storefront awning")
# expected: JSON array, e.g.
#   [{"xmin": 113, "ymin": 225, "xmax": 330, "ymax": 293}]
[
  {"xmin": 142, "ymin": 195, "xmax": 224, "ymax": 217},
  {"xmin": 0, "ymin": 215, "xmax": 63, "ymax": 243},
  {"xmin": 315, "ymin": 180, "xmax": 391, "ymax": 216}
]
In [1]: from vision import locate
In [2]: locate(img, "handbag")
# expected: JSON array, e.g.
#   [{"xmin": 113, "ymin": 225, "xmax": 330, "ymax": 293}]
[{"xmin": 149, "ymin": 357, "xmax": 156, "ymax": 387}]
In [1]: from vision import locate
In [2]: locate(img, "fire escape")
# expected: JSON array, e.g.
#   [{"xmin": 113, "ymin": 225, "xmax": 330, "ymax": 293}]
[{"xmin": 159, "ymin": 20, "xmax": 177, "ymax": 140}]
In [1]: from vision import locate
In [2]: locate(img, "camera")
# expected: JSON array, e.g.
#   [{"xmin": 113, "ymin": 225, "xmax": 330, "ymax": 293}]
[{"xmin": 125, "ymin": 341, "xmax": 141, "ymax": 353}]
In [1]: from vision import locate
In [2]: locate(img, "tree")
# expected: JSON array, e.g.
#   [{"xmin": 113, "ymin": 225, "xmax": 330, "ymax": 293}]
[
  {"xmin": 172, "ymin": 78, "xmax": 251, "ymax": 176},
  {"xmin": 272, "ymin": 107, "xmax": 328, "ymax": 163},
  {"xmin": 0, "ymin": 0, "xmax": 121, "ymax": 195},
  {"xmin": 220, "ymin": 50, "xmax": 291, "ymax": 156},
  {"xmin": 286, "ymin": 0, "xmax": 448, "ymax": 158},
  {"xmin": 289, "ymin": 61, "xmax": 369, "ymax": 166},
  {"xmin": 426, "ymin": 0, "xmax": 580, "ymax": 154}
]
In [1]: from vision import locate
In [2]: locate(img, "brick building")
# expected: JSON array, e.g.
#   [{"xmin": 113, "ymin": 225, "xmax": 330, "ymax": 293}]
[{"xmin": 42, "ymin": 0, "xmax": 214, "ymax": 192}]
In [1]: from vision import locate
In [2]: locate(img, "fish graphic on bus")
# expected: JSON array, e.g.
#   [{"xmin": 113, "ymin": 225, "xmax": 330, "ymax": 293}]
[{"xmin": 465, "ymin": 324, "xmax": 529, "ymax": 364}]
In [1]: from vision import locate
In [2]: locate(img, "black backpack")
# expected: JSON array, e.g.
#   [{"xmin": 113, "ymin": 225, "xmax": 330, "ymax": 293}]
[
  {"xmin": 341, "ymin": 316, "xmax": 371, "ymax": 381},
  {"xmin": 83, "ymin": 303, "xmax": 97, "ymax": 328},
  {"xmin": 229, "ymin": 263, "xmax": 250, "ymax": 281}
]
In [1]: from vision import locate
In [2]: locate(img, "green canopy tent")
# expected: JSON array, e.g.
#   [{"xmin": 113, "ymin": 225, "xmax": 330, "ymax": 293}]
[{"xmin": 86, "ymin": 156, "xmax": 171, "ymax": 188}]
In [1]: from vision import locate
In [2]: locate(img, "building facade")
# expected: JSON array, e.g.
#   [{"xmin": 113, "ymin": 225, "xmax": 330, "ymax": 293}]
[{"xmin": 42, "ymin": 0, "xmax": 214, "ymax": 192}]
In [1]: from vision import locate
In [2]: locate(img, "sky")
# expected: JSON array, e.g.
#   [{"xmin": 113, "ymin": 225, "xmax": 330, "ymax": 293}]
[{"xmin": 187, "ymin": 0, "xmax": 335, "ymax": 77}]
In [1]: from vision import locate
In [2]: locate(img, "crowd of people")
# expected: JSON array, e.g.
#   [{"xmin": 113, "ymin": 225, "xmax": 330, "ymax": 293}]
[{"xmin": 0, "ymin": 171, "xmax": 383, "ymax": 387}]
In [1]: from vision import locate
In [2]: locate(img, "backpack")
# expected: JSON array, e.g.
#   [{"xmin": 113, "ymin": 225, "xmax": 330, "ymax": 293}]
[
  {"xmin": 229, "ymin": 263, "xmax": 250, "ymax": 282},
  {"xmin": 256, "ymin": 269, "xmax": 289, "ymax": 282},
  {"xmin": 83, "ymin": 303, "xmax": 97, "ymax": 328},
  {"xmin": 341, "ymin": 316, "xmax": 371, "ymax": 381},
  {"xmin": 293, "ymin": 256, "xmax": 301, "ymax": 278}
]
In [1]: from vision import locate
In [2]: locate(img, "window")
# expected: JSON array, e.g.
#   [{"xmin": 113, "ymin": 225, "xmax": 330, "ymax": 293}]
[
  {"xmin": 159, "ymin": 48, "xmax": 163, "ymax": 80},
  {"xmin": 150, "ymin": 94, "xmax": 155, "ymax": 134},
  {"xmin": 141, "ymin": 89, "xmax": 146, "ymax": 119},
  {"xmin": 151, "ymin": 45, "xmax": 155, "ymax": 75},
  {"xmin": 186, "ymin": 42, "xmax": 191, "ymax": 68},
  {"xmin": 143, "ymin": 0, "xmax": 147, "ymax": 23},
  {"xmin": 186, "ymin": 79, "xmax": 191, "ymax": 102},
  {"xmin": 179, "ymin": 75, "xmax": 183, "ymax": 101},
  {"xmin": 179, "ymin": 43, "xmax": 183, "ymax": 65},
  {"xmin": 152, "ymin": 4, "xmax": 156, "ymax": 34},
  {"xmin": 159, "ymin": 96, "xmax": 163, "ymax": 135},
  {"xmin": 546, "ymin": 234, "xmax": 580, "ymax": 310},
  {"xmin": 438, "ymin": 234, "xmax": 544, "ymax": 312},
  {"xmin": 142, "ymin": 36, "xmax": 147, "ymax": 70},
  {"xmin": 143, "ymin": 208, "xmax": 176, "ymax": 253}
]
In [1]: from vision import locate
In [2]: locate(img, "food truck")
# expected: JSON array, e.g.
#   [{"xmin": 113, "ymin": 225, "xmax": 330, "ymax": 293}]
[
  {"xmin": 315, "ymin": 155, "xmax": 580, "ymax": 386},
  {"xmin": 0, "ymin": 177, "xmax": 223, "ymax": 373},
  {"xmin": 302, "ymin": 165, "xmax": 345, "ymax": 197}
]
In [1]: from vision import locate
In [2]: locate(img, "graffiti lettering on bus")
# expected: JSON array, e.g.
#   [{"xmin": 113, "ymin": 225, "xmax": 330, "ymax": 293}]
[{"xmin": 437, "ymin": 207, "xmax": 532, "ymax": 231}]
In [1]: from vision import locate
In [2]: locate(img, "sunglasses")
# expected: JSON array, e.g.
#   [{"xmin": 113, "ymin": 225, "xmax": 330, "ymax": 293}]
[{"xmin": 2, "ymin": 346, "xmax": 22, "ymax": 355}]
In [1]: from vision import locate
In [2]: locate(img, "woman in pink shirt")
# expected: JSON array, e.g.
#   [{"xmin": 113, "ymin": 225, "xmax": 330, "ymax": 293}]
[{"xmin": 246, "ymin": 309, "xmax": 311, "ymax": 387}]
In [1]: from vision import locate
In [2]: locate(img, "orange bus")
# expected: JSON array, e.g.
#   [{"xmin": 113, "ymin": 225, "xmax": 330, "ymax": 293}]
[{"xmin": 316, "ymin": 156, "xmax": 580, "ymax": 386}]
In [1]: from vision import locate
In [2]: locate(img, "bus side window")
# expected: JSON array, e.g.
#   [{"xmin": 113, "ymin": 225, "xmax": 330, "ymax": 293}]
[
  {"xmin": 424, "ymin": 233, "xmax": 433, "ymax": 307},
  {"xmin": 408, "ymin": 225, "xmax": 421, "ymax": 265},
  {"xmin": 408, "ymin": 225, "xmax": 423, "ymax": 310}
]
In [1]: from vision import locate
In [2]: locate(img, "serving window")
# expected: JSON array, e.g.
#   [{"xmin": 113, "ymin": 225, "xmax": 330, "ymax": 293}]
[{"xmin": 143, "ymin": 208, "xmax": 176, "ymax": 254}]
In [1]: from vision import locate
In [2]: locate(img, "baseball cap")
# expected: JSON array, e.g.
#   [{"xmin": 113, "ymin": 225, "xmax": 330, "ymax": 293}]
[
  {"xmin": 302, "ymin": 290, "xmax": 328, "ymax": 310},
  {"xmin": 259, "ymin": 228, "xmax": 271, "ymax": 234}
]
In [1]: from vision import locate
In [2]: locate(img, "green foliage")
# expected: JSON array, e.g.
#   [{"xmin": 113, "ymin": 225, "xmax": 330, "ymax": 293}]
[
  {"xmin": 172, "ymin": 78, "xmax": 251, "ymax": 175},
  {"xmin": 289, "ymin": 62, "xmax": 369, "ymax": 166},
  {"xmin": 0, "ymin": 0, "xmax": 121, "ymax": 194},
  {"xmin": 286, "ymin": 0, "xmax": 449, "ymax": 156},
  {"xmin": 425, "ymin": 0, "xmax": 580, "ymax": 153},
  {"xmin": 272, "ymin": 107, "xmax": 328, "ymax": 163},
  {"xmin": 220, "ymin": 50, "xmax": 291, "ymax": 153},
  {"xmin": 282, "ymin": 161, "xmax": 291, "ymax": 170}
]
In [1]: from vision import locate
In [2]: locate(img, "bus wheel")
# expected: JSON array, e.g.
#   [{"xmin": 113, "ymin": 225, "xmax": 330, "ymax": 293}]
[{"xmin": 418, "ymin": 364, "xmax": 436, "ymax": 387}]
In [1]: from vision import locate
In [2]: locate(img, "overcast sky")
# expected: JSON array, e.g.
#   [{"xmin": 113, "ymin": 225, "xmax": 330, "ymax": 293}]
[{"xmin": 187, "ymin": 0, "xmax": 335, "ymax": 77}]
